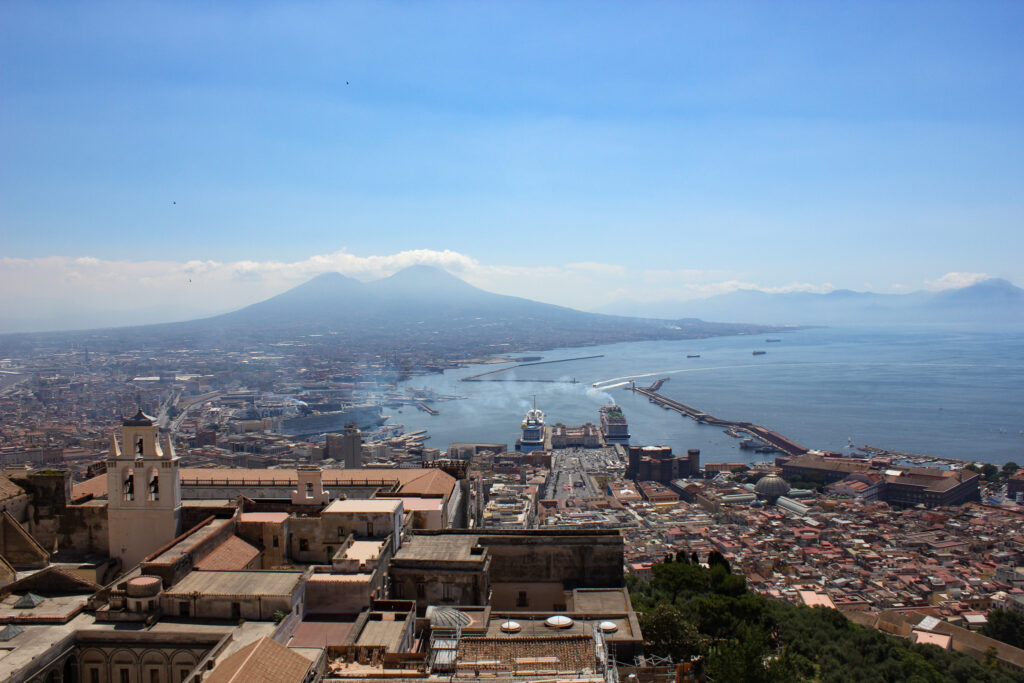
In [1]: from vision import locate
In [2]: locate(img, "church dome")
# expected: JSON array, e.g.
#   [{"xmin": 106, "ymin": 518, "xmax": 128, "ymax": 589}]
[{"xmin": 755, "ymin": 474, "xmax": 791, "ymax": 502}]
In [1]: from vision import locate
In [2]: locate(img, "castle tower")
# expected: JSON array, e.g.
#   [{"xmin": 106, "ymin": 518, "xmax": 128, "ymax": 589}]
[{"xmin": 107, "ymin": 410, "xmax": 182, "ymax": 569}]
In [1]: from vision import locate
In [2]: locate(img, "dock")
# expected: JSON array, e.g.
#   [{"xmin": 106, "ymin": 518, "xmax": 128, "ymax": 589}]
[
  {"xmin": 633, "ymin": 386, "xmax": 809, "ymax": 457},
  {"xmin": 415, "ymin": 402, "xmax": 439, "ymax": 416}
]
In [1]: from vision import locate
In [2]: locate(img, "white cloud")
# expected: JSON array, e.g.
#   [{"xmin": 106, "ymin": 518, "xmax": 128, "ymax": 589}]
[{"xmin": 925, "ymin": 272, "xmax": 991, "ymax": 291}]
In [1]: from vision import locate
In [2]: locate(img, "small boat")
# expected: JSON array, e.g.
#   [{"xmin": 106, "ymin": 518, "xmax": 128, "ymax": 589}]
[
  {"xmin": 752, "ymin": 350, "xmax": 767, "ymax": 356},
  {"xmin": 766, "ymin": 338, "xmax": 781, "ymax": 343},
  {"xmin": 687, "ymin": 354, "xmax": 700, "ymax": 358}
]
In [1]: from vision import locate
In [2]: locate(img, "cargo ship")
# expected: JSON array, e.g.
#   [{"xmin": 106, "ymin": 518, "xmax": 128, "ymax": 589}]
[
  {"xmin": 516, "ymin": 400, "xmax": 546, "ymax": 453},
  {"xmin": 599, "ymin": 404, "xmax": 630, "ymax": 444}
]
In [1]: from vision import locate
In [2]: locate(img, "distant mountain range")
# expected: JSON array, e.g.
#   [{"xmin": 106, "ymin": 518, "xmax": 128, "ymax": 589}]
[
  {"xmin": 0, "ymin": 266, "xmax": 780, "ymax": 353},
  {"xmin": 597, "ymin": 278, "xmax": 1024, "ymax": 326}
]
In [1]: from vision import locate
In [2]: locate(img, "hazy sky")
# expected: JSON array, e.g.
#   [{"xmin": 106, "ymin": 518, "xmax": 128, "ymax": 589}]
[{"xmin": 2, "ymin": 2, "xmax": 1023, "ymax": 331}]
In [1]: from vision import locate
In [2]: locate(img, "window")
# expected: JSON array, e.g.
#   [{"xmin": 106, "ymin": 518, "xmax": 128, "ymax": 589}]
[
  {"xmin": 231, "ymin": 602, "xmax": 241, "ymax": 619},
  {"xmin": 148, "ymin": 474, "xmax": 159, "ymax": 501},
  {"xmin": 416, "ymin": 582, "xmax": 425, "ymax": 599},
  {"xmin": 367, "ymin": 522, "xmax": 374, "ymax": 536},
  {"xmin": 517, "ymin": 590, "xmax": 528, "ymax": 607},
  {"xmin": 305, "ymin": 482, "xmax": 313, "ymax": 498},
  {"xmin": 272, "ymin": 535, "xmax": 279, "ymax": 548},
  {"xmin": 326, "ymin": 546, "xmax": 333, "ymax": 558},
  {"xmin": 442, "ymin": 583, "xmax": 455, "ymax": 601},
  {"xmin": 299, "ymin": 538, "xmax": 309, "ymax": 552},
  {"xmin": 123, "ymin": 473, "xmax": 134, "ymax": 501},
  {"xmin": 337, "ymin": 526, "xmax": 344, "ymax": 537},
  {"xmin": 150, "ymin": 670, "xmax": 161, "ymax": 683},
  {"xmin": 179, "ymin": 601, "xmax": 190, "ymax": 617},
  {"xmin": 90, "ymin": 670, "xmax": 100, "ymax": 683},
  {"xmin": 120, "ymin": 670, "xmax": 130, "ymax": 683}
]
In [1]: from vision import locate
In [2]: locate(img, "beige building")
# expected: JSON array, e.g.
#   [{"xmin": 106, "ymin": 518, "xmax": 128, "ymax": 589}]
[{"xmin": 106, "ymin": 411, "xmax": 182, "ymax": 570}]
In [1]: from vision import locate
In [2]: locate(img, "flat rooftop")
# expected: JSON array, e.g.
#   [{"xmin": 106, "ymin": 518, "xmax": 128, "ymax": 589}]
[
  {"xmin": 342, "ymin": 540, "xmax": 385, "ymax": 564},
  {"xmin": 288, "ymin": 619, "xmax": 356, "ymax": 648},
  {"xmin": 323, "ymin": 499, "xmax": 402, "ymax": 514},
  {"xmin": 239, "ymin": 512, "xmax": 290, "ymax": 524},
  {"xmin": 569, "ymin": 588, "xmax": 631, "ymax": 614},
  {"xmin": 356, "ymin": 619, "xmax": 407, "ymax": 652},
  {"xmin": 392, "ymin": 535, "xmax": 483, "ymax": 563},
  {"xmin": 163, "ymin": 570, "xmax": 303, "ymax": 598}
]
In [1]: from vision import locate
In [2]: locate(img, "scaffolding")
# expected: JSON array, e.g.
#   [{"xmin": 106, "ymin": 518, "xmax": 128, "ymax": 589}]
[
  {"xmin": 428, "ymin": 625, "xmax": 462, "ymax": 674},
  {"xmin": 594, "ymin": 625, "xmax": 620, "ymax": 683}
]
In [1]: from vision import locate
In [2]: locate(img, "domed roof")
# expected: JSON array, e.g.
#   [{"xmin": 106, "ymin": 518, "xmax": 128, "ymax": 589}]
[
  {"xmin": 429, "ymin": 607, "xmax": 472, "ymax": 628},
  {"xmin": 755, "ymin": 473, "xmax": 790, "ymax": 501}
]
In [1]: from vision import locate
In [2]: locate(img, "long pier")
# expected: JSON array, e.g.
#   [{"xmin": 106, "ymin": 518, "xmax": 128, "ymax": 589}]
[
  {"xmin": 461, "ymin": 354, "xmax": 604, "ymax": 382},
  {"xmin": 634, "ymin": 386, "xmax": 809, "ymax": 457},
  {"xmin": 415, "ymin": 402, "xmax": 439, "ymax": 415}
]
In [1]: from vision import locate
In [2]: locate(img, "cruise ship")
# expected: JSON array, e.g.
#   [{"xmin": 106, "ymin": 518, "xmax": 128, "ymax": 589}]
[
  {"xmin": 275, "ymin": 403, "xmax": 386, "ymax": 436},
  {"xmin": 599, "ymin": 404, "xmax": 630, "ymax": 444},
  {"xmin": 516, "ymin": 402, "xmax": 546, "ymax": 453}
]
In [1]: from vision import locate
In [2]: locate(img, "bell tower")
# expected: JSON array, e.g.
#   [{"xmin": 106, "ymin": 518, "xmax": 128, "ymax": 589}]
[{"xmin": 107, "ymin": 409, "xmax": 182, "ymax": 569}]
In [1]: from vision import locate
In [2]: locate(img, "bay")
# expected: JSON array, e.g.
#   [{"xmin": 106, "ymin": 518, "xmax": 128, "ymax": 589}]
[{"xmin": 390, "ymin": 326, "xmax": 1024, "ymax": 465}]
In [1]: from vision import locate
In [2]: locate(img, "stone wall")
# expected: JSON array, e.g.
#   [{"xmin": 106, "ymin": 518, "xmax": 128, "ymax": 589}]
[
  {"xmin": 305, "ymin": 572, "xmax": 375, "ymax": 615},
  {"xmin": 53, "ymin": 503, "xmax": 109, "ymax": 557},
  {"xmin": 477, "ymin": 531, "xmax": 624, "ymax": 588}
]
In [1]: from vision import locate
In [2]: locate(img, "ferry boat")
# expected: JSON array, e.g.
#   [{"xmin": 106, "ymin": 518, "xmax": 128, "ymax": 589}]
[
  {"xmin": 752, "ymin": 350, "xmax": 767, "ymax": 356},
  {"xmin": 599, "ymin": 404, "xmax": 630, "ymax": 444},
  {"xmin": 516, "ymin": 400, "xmax": 546, "ymax": 453},
  {"xmin": 687, "ymin": 354, "xmax": 701, "ymax": 358}
]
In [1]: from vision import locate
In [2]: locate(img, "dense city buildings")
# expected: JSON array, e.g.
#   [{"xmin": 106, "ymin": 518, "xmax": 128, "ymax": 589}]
[{"xmin": 0, "ymin": 331, "xmax": 1019, "ymax": 681}]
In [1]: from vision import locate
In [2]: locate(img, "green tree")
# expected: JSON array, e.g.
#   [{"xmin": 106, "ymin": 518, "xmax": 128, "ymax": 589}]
[
  {"xmin": 708, "ymin": 550, "xmax": 731, "ymax": 574},
  {"xmin": 983, "ymin": 609, "xmax": 1024, "ymax": 649},
  {"xmin": 1003, "ymin": 462, "xmax": 1020, "ymax": 476},
  {"xmin": 707, "ymin": 627, "xmax": 770, "ymax": 683},
  {"xmin": 982, "ymin": 463, "xmax": 1000, "ymax": 480},
  {"xmin": 651, "ymin": 560, "xmax": 708, "ymax": 602},
  {"xmin": 638, "ymin": 605, "xmax": 710, "ymax": 661}
]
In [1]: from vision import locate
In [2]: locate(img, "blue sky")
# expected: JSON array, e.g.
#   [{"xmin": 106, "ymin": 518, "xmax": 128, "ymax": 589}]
[{"xmin": 2, "ymin": 1, "xmax": 1023, "ymax": 330}]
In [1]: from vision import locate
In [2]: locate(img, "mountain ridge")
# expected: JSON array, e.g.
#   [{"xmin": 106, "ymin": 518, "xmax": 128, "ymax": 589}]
[
  {"xmin": 596, "ymin": 278, "xmax": 1024, "ymax": 326},
  {"xmin": 0, "ymin": 266, "xmax": 782, "ymax": 357}
]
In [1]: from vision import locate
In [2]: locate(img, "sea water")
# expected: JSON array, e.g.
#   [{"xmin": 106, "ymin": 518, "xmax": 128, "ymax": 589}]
[{"xmin": 390, "ymin": 326, "xmax": 1024, "ymax": 465}]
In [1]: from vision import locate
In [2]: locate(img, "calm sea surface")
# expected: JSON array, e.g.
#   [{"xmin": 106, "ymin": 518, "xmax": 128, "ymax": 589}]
[{"xmin": 390, "ymin": 326, "xmax": 1024, "ymax": 465}]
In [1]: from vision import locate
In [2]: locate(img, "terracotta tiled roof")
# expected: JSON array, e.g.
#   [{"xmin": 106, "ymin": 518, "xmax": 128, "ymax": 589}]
[
  {"xmin": 71, "ymin": 466, "xmax": 458, "ymax": 501},
  {"xmin": 71, "ymin": 476, "xmax": 107, "ymax": 501},
  {"xmin": 206, "ymin": 636, "xmax": 312, "ymax": 683},
  {"xmin": 194, "ymin": 536, "xmax": 261, "ymax": 571},
  {"xmin": 458, "ymin": 635, "xmax": 596, "ymax": 673}
]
